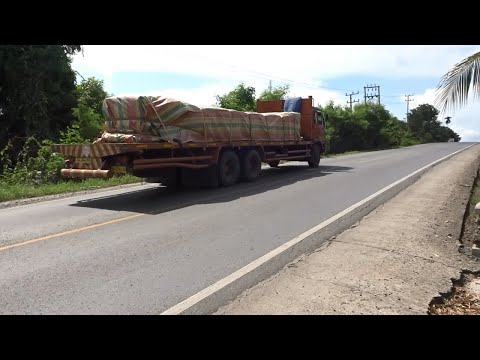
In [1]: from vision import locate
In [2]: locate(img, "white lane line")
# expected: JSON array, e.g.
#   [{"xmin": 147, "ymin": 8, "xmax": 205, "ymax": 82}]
[{"xmin": 160, "ymin": 144, "xmax": 477, "ymax": 315}]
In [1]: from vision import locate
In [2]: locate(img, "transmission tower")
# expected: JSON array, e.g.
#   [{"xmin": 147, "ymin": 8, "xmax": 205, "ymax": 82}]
[{"xmin": 364, "ymin": 84, "xmax": 381, "ymax": 105}]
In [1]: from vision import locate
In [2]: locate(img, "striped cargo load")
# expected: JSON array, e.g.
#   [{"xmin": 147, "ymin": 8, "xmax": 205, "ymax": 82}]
[
  {"xmin": 167, "ymin": 108, "xmax": 301, "ymax": 142},
  {"xmin": 102, "ymin": 96, "xmax": 157, "ymax": 133},
  {"xmin": 246, "ymin": 112, "xmax": 270, "ymax": 140},
  {"xmin": 97, "ymin": 95, "xmax": 301, "ymax": 144},
  {"xmin": 168, "ymin": 108, "xmax": 250, "ymax": 142},
  {"xmin": 262, "ymin": 112, "xmax": 301, "ymax": 142},
  {"xmin": 145, "ymin": 97, "xmax": 201, "ymax": 124}
]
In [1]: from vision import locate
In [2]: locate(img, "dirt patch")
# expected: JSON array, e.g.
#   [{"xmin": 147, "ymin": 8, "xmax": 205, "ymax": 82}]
[{"xmin": 428, "ymin": 271, "xmax": 480, "ymax": 315}]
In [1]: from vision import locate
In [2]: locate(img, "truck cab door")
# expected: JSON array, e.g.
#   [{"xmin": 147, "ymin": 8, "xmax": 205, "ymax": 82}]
[{"xmin": 312, "ymin": 111, "xmax": 326, "ymax": 142}]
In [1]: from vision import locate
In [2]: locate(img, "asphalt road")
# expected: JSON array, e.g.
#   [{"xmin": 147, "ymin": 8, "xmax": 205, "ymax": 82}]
[{"xmin": 0, "ymin": 143, "xmax": 474, "ymax": 314}]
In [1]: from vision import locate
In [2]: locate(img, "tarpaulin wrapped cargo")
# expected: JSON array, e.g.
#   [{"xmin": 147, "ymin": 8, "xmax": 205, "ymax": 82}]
[
  {"xmin": 168, "ymin": 107, "xmax": 251, "ymax": 142},
  {"xmin": 102, "ymin": 96, "xmax": 156, "ymax": 133},
  {"xmin": 145, "ymin": 97, "xmax": 201, "ymax": 123},
  {"xmin": 98, "ymin": 95, "xmax": 301, "ymax": 144}
]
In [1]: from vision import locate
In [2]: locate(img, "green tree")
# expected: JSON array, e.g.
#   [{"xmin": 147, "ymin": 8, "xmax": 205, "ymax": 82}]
[
  {"xmin": 354, "ymin": 103, "xmax": 392, "ymax": 148},
  {"xmin": 435, "ymin": 52, "xmax": 480, "ymax": 114},
  {"xmin": 407, "ymin": 103, "xmax": 439, "ymax": 138},
  {"xmin": 63, "ymin": 45, "xmax": 83, "ymax": 56},
  {"xmin": 258, "ymin": 84, "xmax": 290, "ymax": 101},
  {"xmin": 323, "ymin": 101, "xmax": 368, "ymax": 153},
  {"xmin": 69, "ymin": 77, "xmax": 108, "ymax": 141},
  {"xmin": 407, "ymin": 103, "xmax": 461, "ymax": 142},
  {"xmin": 323, "ymin": 100, "xmax": 419, "ymax": 153},
  {"xmin": 76, "ymin": 77, "xmax": 108, "ymax": 114},
  {"xmin": 216, "ymin": 83, "xmax": 256, "ymax": 111},
  {"xmin": 0, "ymin": 45, "xmax": 82, "ymax": 149},
  {"xmin": 438, "ymin": 126, "xmax": 461, "ymax": 142}
]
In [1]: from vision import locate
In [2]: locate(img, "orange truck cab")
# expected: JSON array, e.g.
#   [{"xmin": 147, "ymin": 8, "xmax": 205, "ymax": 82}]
[{"xmin": 256, "ymin": 95, "xmax": 326, "ymax": 144}]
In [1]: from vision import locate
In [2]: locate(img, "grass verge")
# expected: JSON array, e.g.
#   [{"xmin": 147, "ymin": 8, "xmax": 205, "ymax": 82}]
[{"xmin": 0, "ymin": 175, "xmax": 141, "ymax": 202}]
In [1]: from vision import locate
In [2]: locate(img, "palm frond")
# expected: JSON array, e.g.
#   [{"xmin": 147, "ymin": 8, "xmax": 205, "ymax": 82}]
[{"xmin": 434, "ymin": 52, "xmax": 480, "ymax": 114}]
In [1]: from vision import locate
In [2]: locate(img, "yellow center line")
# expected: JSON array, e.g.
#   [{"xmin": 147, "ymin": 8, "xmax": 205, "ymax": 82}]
[{"xmin": 0, "ymin": 213, "xmax": 145, "ymax": 253}]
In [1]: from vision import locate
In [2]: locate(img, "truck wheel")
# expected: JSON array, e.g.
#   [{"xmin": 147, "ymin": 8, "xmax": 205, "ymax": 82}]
[
  {"xmin": 268, "ymin": 160, "xmax": 280, "ymax": 168},
  {"xmin": 218, "ymin": 150, "xmax": 240, "ymax": 187},
  {"xmin": 241, "ymin": 149, "xmax": 262, "ymax": 182},
  {"xmin": 308, "ymin": 144, "xmax": 321, "ymax": 168}
]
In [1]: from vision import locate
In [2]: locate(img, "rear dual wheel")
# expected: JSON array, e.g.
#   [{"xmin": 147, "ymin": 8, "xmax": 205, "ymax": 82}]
[
  {"xmin": 218, "ymin": 149, "xmax": 262, "ymax": 186},
  {"xmin": 241, "ymin": 149, "xmax": 262, "ymax": 182},
  {"xmin": 218, "ymin": 150, "xmax": 241, "ymax": 187}
]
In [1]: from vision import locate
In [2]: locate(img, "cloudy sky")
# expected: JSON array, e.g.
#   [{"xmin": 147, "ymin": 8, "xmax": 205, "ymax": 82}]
[{"xmin": 72, "ymin": 45, "xmax": 480, "ymax": 142}]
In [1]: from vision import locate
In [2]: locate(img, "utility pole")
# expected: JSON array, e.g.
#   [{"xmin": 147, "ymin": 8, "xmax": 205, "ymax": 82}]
[
  {"xmin": 346, "ymin": 91, "xmax": 360, "ymax": 111},
  {"xmin": 269, "ymin": 80, "xmax": 272, "ymax": 92},
  {"xmin": 364, "ymin": 84, "xmax": 381, "ymax": 105},
  {"xmin": 405, "ymin": 94, "xmax": 414, "ymax": 123}
]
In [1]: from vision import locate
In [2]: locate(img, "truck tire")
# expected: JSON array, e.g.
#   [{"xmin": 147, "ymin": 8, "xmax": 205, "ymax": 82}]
[
  {"xmin": 218, "ymin": 150, "xmax": 240, "ymax": 187},
  {"xmin": 268, "ymin": 160, "xmax": 280, "ymax": 168},
  {"xmin": 308, "ymin": 144, "xmax": 321, "ymax": 168},
  {"xmin": 241, "ymin": 149, "xmax": 262, "ymax": 182}
]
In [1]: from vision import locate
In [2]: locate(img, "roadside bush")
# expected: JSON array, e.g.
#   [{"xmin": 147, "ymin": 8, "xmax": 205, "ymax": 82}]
[{"xmin": 0, "ymin": 136, "xmax": 65, "ymax": 185}]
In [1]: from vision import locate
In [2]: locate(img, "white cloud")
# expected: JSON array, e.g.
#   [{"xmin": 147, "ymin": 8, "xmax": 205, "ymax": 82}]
[
  {"xmin": 72, "ymin": 45, "xmax": 480, "ymax": 85},
  {"xmin": 448, "ymin": 103, "xmax": 480, "ymax": 141},
  {"xmin": 407, "ymin": 88, "xmax": 436, "ymax": 108},
  {"xmin": 451, "ymin": 125, "xmax": 480, "ymax": 142}
]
